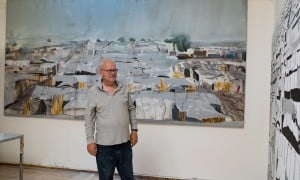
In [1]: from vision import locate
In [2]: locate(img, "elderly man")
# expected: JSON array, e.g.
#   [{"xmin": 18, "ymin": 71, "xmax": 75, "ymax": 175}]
[{"xmin": 85, "ymin": 58, "xmax": 138, "ymax": 180}]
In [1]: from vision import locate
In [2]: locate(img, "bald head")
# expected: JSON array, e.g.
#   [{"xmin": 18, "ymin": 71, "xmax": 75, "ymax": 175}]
[{"xmin": 99, "ymin": 58, "xmax": 116, "ymax": 70}]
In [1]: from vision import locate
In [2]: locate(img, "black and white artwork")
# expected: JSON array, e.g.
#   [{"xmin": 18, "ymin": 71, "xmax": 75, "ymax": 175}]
[
  {"xmin": 5, "ymin": 0, "xmax": 247, "ymax": 127},
  {"xmin": 269, "ymin": 0, "xmax": 300, "ymax": 179}
]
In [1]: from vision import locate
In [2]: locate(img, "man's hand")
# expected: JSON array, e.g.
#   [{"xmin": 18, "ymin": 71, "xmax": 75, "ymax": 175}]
[
  {"xmin": 130, "ymin": 131, "xmax": 138, "ymax": 147},
  {"xmin": 87, "ymin": 143, "xmax": 97, "ymax": 156}
]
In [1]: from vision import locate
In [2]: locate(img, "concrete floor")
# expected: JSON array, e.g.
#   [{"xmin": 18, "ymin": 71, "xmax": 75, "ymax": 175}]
[
  {"xmin": 0, "ymin": 164, "xmax": 174, "ymax": 180},
  {"xmin": 0, "ymin": 164, "xmax": 103, "ymax": 180}
]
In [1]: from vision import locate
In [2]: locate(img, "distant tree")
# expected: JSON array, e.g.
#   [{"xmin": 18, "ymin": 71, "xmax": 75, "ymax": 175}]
[
  {"xmin": 164, "ymin": 33, "xmax": 191, "ymax": 52},
  {"xmin": 96, "ymin": 38, "xmax": 101, "ymax": 43},
  {"xmin": 140, "ymin": 38, "xmax": 145, "ymax": 41},
  {"xmin": 118, "ymin": 37, "xmax": 125, "ymax": 43},
  {"xmin": 129, "ymin": 37, "xmax": 136, "ymax": 42}
]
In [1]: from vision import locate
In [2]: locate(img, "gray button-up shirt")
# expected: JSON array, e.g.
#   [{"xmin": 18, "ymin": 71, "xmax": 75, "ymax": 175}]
[{"xmin": 84, "ymin": 81, "xmax": 137, "ymax": 145}]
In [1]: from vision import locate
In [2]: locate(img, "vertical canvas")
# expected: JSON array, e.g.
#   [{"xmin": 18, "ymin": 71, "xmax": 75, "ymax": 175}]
[
  {"xmin": 269, "ymin": 0, "xmax": 300, "ymax": 179},
  {"xmin": 5, "ymin": 0, "xmax": 247, "ymax": 127}
]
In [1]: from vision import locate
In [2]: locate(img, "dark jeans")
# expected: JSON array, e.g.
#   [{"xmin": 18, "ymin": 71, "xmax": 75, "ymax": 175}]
[{"xmin": 96, "ymin": 141, "xmax": 134, "ymax": 180}]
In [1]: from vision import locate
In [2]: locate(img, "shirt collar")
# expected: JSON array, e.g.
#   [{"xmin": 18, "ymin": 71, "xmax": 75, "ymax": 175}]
[{"xmin": 98, "ymin": 79, "xmax": 119, "ymax": 90}]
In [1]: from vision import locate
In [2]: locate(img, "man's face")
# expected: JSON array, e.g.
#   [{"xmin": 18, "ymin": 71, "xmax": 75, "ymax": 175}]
[{"xmin": 100, "ymin": 61, "xmax": 118, "ymax": 84}]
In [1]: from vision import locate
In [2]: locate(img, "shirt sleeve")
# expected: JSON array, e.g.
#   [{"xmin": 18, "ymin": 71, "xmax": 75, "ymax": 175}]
[
  {"xmin": 128, "ymin": 92, "xmax": 137, "ymax": 130},
  {"xmin": 84, "ymin": 88, "xmax": 97, "ymax": 144}
]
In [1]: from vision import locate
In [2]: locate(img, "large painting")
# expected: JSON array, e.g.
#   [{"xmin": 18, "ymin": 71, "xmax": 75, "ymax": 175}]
[
  {"xmin": 268, "ymin": 0, "xmax": 300, "ymax": 179},
  {"xmin": 5, "ymin": 0, "xmax": 247, "ymax": 127}
]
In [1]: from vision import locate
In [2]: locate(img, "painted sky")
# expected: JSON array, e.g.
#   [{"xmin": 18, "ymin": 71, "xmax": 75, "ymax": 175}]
[{"xmin": 6, "ymin": 0, "xmax": 247, "ymax": 44}]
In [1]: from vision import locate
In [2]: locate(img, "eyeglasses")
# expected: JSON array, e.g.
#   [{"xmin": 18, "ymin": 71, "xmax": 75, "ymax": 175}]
[{"xmin": 101, "ymin": 68, "xmax": 119, "ymax": 73}]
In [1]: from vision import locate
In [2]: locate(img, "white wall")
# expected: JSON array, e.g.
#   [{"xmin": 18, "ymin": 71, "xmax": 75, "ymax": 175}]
[{"xmin": 0, "ymin": 0, "xmax": 274, "ymax": 179}]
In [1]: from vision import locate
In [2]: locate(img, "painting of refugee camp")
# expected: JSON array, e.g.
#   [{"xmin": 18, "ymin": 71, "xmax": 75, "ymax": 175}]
[{"xmin": 5, "ymin": 0, "xmax": 247, "ymax": 127}]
